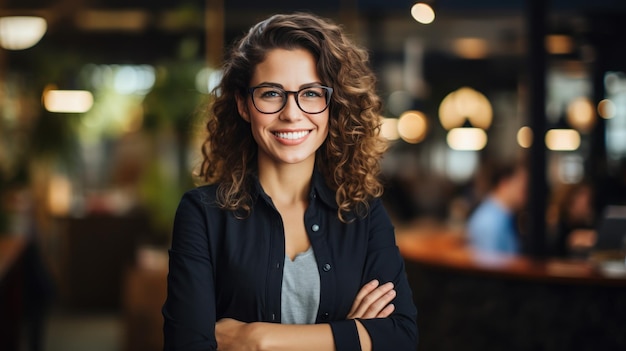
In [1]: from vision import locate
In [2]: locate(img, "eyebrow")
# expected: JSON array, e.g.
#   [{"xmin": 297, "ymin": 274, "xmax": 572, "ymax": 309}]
[{"xmin": 254, "ymin": 81, "xmax": 325, "ymax": 89}]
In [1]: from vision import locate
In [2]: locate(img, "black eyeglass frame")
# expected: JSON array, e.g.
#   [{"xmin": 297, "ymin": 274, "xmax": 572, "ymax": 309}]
[{"xmin": 247, "ymin": 85, "xmax": 334, "ymax": 114}]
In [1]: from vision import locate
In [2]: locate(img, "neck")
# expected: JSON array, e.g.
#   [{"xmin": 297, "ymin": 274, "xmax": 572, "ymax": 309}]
[
  {"xmin": 491, "ymin": 191, "xmax": 513, "ymax": 213},
  {"xmin": 257, "ymin": 155, "xmax": 315, "ymax": 206}
]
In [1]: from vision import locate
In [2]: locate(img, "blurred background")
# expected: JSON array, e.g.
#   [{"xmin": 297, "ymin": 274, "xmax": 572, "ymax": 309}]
[{"xmin": 1, "ymin": 0, "xmax": 626, "ymax": 350}]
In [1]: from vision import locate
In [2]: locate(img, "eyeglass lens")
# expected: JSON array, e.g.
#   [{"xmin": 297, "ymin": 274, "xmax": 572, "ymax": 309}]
[{"xmin": 251, "ymin": 86, "xmax": 331, "ymax": 114}]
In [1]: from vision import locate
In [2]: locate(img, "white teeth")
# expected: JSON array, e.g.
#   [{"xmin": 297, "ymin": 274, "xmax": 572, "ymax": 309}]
[{"xmin": 273, "ymin": 130, "xmax": 310, "ymax": 140}]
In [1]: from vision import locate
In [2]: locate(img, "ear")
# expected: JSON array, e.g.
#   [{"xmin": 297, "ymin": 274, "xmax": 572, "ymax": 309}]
[{"xmin": 235, "ymin": 94, "xmax": 250, "ymax": 123}]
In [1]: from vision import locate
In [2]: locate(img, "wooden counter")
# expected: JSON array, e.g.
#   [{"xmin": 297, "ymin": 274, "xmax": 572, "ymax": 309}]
[
  {"xmin": 396, "ymin": 226, "xmax": 626, "ymax": 286},
  {"xmin": 397, "ymin": 225, "xmax": 626, "ymax": 351}
]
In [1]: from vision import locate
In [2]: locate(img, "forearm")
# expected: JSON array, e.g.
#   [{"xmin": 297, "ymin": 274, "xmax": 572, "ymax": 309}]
[{"xmin": 249, "ymin": 320, "xmax": 371, "ymax": 351}]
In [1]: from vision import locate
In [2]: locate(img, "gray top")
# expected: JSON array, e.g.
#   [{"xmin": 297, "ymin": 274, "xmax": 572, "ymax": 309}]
[{"xmin": 281, "ymin": 246, "xmax": 321, "ymax": 324}]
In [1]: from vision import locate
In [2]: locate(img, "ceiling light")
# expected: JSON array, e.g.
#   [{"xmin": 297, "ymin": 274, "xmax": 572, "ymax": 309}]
[
  {"xmin": 446, "ymin": 127, "xmax": 487, "ymax": 151},
  {"xmin": 411, "ymin": 3, "xmax": 435, "ymax": 25},
  {"xmin": 438, "ymin": 87, "xmax": 493, "ymax": 130},
  {"xmin": 545, "ymin": 129, "xmax": 580, "ymax": 151},
  {"xmin": 0, "ymin": 16, "xmax": 47, "ymax": 50},
  {"xmin": 43, "ymin": 90, "xmax": 94, "ymax": 113}
]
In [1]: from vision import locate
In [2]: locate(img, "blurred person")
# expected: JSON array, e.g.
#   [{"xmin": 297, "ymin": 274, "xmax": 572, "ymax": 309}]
[
  {"xmin": 466, "ymin": 158, "xmax": 528, "ymax": 255},
  {"xmin": 162, "ymin": 13, "xmax": 417, "ymax": 351},
  {"xmin": 547, "ymin": 182, "xmax": 597, "ymax": 258},
  {"xmin": 2, "ymin": 183, "xmax": 56, "ymax": 351}
]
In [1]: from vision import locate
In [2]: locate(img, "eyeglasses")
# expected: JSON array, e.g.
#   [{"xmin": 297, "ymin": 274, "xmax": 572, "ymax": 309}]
[{"xmin": 248, "ymin": 85, "xmax": 333, "ymax": 114}]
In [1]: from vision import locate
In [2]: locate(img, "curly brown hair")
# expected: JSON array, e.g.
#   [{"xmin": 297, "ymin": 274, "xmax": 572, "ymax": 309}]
[{"xmin": 199, "ymin": 12, "xmax": 387, "ymax": 221}]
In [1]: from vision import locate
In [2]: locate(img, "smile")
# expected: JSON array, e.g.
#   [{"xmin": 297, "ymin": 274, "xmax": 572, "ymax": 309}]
[{"xmin": 272, "ymin": 130, "xmax": 311, "ymax": 140}]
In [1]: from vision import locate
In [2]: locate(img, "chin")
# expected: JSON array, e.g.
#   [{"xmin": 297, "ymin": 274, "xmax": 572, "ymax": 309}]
[{"xmin": 274, "ymin": 152, "xmax": 316, "ymax": 165}]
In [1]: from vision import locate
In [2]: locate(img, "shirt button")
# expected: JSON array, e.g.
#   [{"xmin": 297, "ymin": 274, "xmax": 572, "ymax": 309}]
[
  {"xmin": 323, "ymin": 263, "xmax": 332, "ymax": 272},
  {"xmin": 275, "ymin": 262, "xmax": 280, "ymax": 269},
  {"xmin": 311, "ymin": 224, "xmax": 320, "ymax": 232},
  {"xmin": 321, "ymin": 312, "xmax": 329, "ymax": 320}
]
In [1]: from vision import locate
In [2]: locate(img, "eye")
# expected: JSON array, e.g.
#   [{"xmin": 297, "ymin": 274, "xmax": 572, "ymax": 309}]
[
  {"xmin": 256, "ymin": 88, "xmax": 284, "ymax": 99},
  {"xmin": 299, "ymin": 88, "xmax": 325, "ymax": 98}
]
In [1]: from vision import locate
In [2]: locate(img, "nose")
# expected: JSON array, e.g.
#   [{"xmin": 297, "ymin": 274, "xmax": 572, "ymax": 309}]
[{"xmin": 279, "ymin": 92, "xmax": 303, "ymax": 121}]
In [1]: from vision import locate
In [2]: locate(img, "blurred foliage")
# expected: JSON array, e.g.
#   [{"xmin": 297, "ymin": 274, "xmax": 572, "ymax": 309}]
[{"xmin": 1, "ymin": 31, "xmax": 208, "ymax": 240}]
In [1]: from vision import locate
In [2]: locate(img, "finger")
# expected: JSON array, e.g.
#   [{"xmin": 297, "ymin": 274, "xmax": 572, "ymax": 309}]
[
  {"xmin": 361, "ymin": 288, "xmax": 396, "ymax": 319},
  {"xmin": 352, "ymin": 282, "xmax": 395, "ymax": 318},
  {"xmin": 348, "ymin": 280, "xmax": 379, "ymax": 316},
  {"xmin": 376, "ymin": 303, "xmax": 395, "ymax": 318}
]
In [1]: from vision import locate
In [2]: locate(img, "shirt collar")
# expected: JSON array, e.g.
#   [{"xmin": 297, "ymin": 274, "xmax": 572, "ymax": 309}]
[{"xmin": 310, "ymin": 170, "xmax": 338, "ymax": 210}]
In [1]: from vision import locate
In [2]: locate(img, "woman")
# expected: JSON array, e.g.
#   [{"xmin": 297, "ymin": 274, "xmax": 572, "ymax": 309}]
[{"xmin": 163, "ymin": 13, "xmax": 418, "ymax": 351}]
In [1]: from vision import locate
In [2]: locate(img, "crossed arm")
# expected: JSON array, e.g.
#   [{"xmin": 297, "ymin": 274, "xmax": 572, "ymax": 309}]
[{"xmin": 214, "ymin": 279, "xmax": 397, "ymax": 351}]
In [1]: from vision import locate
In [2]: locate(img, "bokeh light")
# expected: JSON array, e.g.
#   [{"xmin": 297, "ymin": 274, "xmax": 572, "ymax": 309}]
[
  {"xmin": 566, "ymin": 96, "xmax": 596, "ymax": 132},
  {"xmin": 398, "ymin": 110, "xmax": 428, "ymax": 144},
  {"xmin": 597, "ymin": 99, "xmax": 616, "ymax": 119},
  {"xmin": 446, "ymin": 127, "xmax": 487, "ymax": 151},
  {"xmin": 545, "ymin": 34, "xmax": 574, "ymax": 55},
  {"xmin": 43, "ymin": 89, "xmax": 94, "ymax": 113},
  {"xmin": 387, "ymin": 90, "xmax": 414, "ymax": 116},
  {"xmin": 545, "ymin": 129, "xmax": 581, "ymax": 151},
  {"xmin": 452, "ymin": 38, "xmax": 489, "ymax": 59},
  {"xmin": 517, "ymin": 126, "xmax": 533, "ymax": 149},
  {"xmin": 411, "ymin": 3, "xmax": 435, "ymax": 25},
  {"xmin": 380, "ymin": 118, "xmax": 400, "ymax": 141},
  {"xmin": 0, "ymin": 16, "xmax": 47, "ymax": 50},
  {"xmin": 439, "ymin": 87, "xmax": 493, "ymax": 130}
]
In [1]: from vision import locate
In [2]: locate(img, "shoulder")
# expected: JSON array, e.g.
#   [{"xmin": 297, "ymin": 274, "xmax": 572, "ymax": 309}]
[
  {"xmin": 174, "ymin": 184, "xmax": 226, "ymax": 221},
  {"xmin": 468, "ymin": 200, "xmax": 508, "ymax": 233},
  {"xmin": 361, "ymin": 197, "xmax": 396, "ymax": 248},
  {"xmin": 179, "ymin": 184, "xmax": 220, "ymax": 205}
]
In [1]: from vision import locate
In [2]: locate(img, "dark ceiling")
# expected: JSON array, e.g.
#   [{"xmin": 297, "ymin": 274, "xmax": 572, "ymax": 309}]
[{"xmin": 3, "ymin": 0, "xmax": 626, "ymax": 94}]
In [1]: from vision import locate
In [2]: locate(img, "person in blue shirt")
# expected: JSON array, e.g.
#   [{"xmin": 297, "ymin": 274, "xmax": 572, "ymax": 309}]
[
  {"xmin": 467, "ymin": 159, "xmax": 528, "ymax": 255},
  {"xmin": 162, "ymin": 13, "xmax": 417, "ymax": 351}
]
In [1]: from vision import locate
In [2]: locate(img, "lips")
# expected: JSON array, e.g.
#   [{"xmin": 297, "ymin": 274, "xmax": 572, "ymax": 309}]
[{"xmin": 272, "ymin": 130, "xmax": 311, "ymax": 140}]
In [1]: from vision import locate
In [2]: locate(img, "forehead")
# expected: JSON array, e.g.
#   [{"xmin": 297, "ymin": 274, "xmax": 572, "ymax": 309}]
[{"xmin": 250, "ymin": 48, "xmax": 320, "ymax": 87}]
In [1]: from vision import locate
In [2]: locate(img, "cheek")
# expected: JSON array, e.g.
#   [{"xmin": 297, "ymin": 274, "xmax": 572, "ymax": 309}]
[{"xmin": 317, "ymin": 115, "xmax": 330, "ymax": 135}]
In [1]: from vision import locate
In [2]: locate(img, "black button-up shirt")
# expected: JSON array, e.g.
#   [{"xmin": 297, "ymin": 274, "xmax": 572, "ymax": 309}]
[{"xmin": 163, "ymin": 172, "xmax": 418, "ymax": 350}]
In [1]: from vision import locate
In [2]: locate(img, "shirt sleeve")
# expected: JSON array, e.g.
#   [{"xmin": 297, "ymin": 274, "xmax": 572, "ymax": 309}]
[
  {"xmin": 163, "ymin": 190, "xmax": 218, "ymax": 351},
  {"xmin": 357, "ymin": 199, "xmax": 419, "ymax": 351}
]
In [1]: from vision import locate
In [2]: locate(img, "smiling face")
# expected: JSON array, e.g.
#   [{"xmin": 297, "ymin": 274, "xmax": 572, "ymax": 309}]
[{"xmin": 236, "ymin": 48, "xmax": 330, "ymax": 170}]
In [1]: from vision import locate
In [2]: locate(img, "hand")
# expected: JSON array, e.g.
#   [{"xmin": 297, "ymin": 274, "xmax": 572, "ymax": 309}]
[
  {"xmin": 215, "ymin": 318, "xmax": 259, "ymax": 351},
  {"xmin": 347, "ymin": 280, "xmax": 396, "ymax": 319}
]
